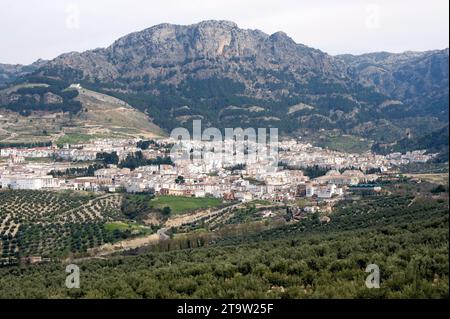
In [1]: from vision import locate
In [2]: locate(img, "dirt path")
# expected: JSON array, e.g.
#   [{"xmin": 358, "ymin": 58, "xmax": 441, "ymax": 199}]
[
  {"xmin": 81, "ymin": 233, "xmax": 160, "ymax": 259},
  {"xmin": 408, "ymin": 196, "xmax": 417, "ymax": 207}
]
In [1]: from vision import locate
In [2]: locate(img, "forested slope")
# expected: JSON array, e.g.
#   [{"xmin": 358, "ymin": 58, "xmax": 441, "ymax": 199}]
[{"xmin": 0, "ymin": 193, "xmax": 447, "ymax": 299}]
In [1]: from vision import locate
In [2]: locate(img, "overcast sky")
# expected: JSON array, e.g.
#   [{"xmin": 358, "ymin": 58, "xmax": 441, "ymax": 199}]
[{"xmin": 0, "ymin": 0, "xmax": 448, "ymax": 65}]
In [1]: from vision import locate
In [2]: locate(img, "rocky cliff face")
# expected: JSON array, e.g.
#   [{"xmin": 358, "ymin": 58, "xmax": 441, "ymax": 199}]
[{"xmin": 43, "ymin": 20, "xmax": 346, "ymax": 97}]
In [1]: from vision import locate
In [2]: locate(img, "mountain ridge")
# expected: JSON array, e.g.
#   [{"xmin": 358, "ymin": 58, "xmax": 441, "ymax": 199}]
[
  {"xmin": 0, "ymin": 59, "xmax": 48, "ymax": 88},
  {"xmin": 1, "ymin": 20, "xmax": 448, "ymax": 157}
]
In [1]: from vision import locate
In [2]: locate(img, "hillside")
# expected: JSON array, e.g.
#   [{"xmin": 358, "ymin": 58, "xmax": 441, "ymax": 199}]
[
  {"xmin": 372, "ymin": 125, "xmax": 449, "ymax": 162},
  {"xmin": 0, "ymin": 83, "xmax": 163, "ymax": 145},
  {"xmin": 337, "ymin": 49, "xmax": 449, "ymax": 121},
  {"xmin": 72, "ymin": 87, "xmax": 164, "ymax": 139},
  {"xmin": 34, "ymin": 21, "xmax": 398, "ymax": 136},
  {"xmin": 0, "ymin": 189, "xmax": 447, "ymax": 298}
]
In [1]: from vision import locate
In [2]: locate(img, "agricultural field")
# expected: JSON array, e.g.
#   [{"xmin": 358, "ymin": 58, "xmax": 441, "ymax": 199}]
[
  {"xmin": 0, "ymin": 190, "xmax": 134, "ymax": 265},
  {"xmin": 74, "ymin": 88, "xmax": 164, "ymax": 138},
  {"xmin": 175, "ymin": 202, "xmax": 287, "ymax": 234},
  {"xmin": 316, "ymin": 134, "xmax": 372, "ymax": 154},
  {"xmin": 0, "ymin": 178, "xmax": 447, "ymax": 298},
  {"xmin": 0, "ymin": 191, "xmax": 237, "ymax": 264},
  {"xmin": 55, "ymin": 132, "xmax": 120, "ymax": 147},
  {"xmin": 300, "ymin": 130, "xmax": 373, "ymax": 154},
  {"xmin": 104, "ymin": 221, "xmax": 151, "ymax": 237},
  {"xmin": 0, "ymin": 190, "xmax": 447, "ymax": 298},
  {"xmin": 149, "ymin": 196, "xmax": 225, "ymax": 215}
]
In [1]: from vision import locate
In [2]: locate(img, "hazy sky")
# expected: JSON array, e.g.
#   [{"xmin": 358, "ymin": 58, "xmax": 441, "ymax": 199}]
[{"xmin": 1, "ymin": 0, "xmax": 448, "ymax": 65}]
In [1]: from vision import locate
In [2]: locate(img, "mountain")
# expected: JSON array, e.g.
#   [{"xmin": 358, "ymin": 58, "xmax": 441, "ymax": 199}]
[
  {"xmin": 43, "ymin": 20, "xmax": 345, "ymax": 85},
  {"xmin": 0, "ymin": 59, "xmax": 48, "ymax": 88},
  {"xmin": 2, "ymin": 20, "xmax": 449, "ymax": 154},
  {"xmin": 337, "ymin": 49, "xmax": 449, "ymax": 121}
]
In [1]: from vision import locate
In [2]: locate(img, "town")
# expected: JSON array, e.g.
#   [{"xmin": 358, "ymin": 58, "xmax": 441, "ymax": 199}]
[{"xmin": 0, "ymin": 136, "xmax": 437, "ymax": 207}]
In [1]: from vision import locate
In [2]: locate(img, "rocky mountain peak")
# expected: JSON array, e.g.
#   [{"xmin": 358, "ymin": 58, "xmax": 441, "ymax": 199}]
[
  {"xmin": 42, "ymin": 19, "xmax": 344, "ymax": 84},
  {"xmin": 107, "ymin": 19, "xmax": 265, "ymax": 62},
  {"xmin": 195, "ymin": 19, "xmax": 239, "ymax": 29},
  {"xmin": 269, "ymin": 31, "xmax": 291, "ymax": 41},
  {"xmin": 14, "ymin": 20, "xmax": 446, "ymax": 141}
]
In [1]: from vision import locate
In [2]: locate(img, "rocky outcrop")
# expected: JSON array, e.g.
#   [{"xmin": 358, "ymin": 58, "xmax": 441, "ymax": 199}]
[{"xmin": 41, "ymin": 20, "xmax": 347, "ymax": 98}]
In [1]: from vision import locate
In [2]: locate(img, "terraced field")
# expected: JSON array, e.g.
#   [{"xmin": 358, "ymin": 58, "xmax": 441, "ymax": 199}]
[
  {"xmin": 0, "ymin": 190, "xmax": 129, "ymax": 265},
  {"xmin": 0, "ymin": 191, "xmax": 248, "ymax": 264}
]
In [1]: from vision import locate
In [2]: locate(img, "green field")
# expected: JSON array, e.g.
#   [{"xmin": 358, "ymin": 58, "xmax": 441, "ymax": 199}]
[
  {"xmin": 251, "ymin": 199, "xmax": 273, "ymax": 206},
  {"xmin": 149, "ymin": 196, "xmax": 224, "ymax": 214},
  {"xmin": 56, "ymin": 133, "xmax": 98, "ymax": 146},
  {"xmin": 105, "ymin": 221, "xmax": 145, "ymax": 232},
  {"xmin": 316, "ymin": 134, "xmax": 372, "ymax": 154},
  {"xmin": 104, "ymin": 221, "xmax": 151, "ymax": 236},
  {"xmin": 56, "ymin": 133, "xmax": 126, "ymax": 147}
]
